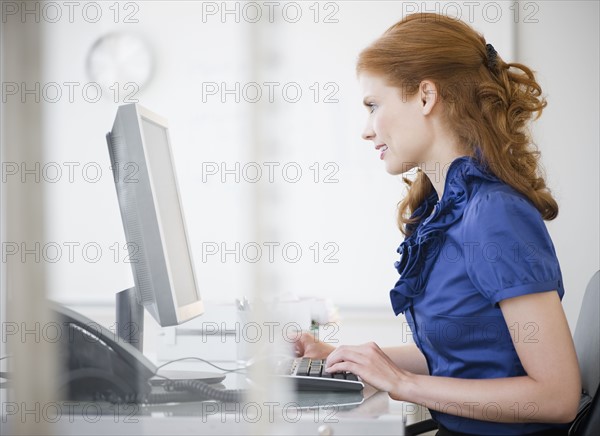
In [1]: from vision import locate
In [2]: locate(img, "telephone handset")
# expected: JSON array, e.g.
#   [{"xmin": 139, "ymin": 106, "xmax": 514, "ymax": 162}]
[{"xmin": 49, "ymin": 300, "xmax": 156, "ymax": 402}]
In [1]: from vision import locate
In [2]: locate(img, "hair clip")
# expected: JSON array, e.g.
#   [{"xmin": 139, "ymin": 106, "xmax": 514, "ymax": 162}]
[{"xmin": 485, "ymin": 43, "xmax": 498, "ymax": 71}]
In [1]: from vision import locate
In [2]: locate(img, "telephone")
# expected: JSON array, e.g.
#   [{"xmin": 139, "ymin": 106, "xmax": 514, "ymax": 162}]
[
  {"xmin": 50, "ymin": 300, "xmax": 156, "ymax": 403},
  {"xmin": 48, "ymin": 301, "xmax": 242, "ymax": 404}
]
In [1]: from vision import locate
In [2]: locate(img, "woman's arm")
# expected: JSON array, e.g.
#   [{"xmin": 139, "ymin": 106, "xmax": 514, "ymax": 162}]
[
  {"xmin": 325, "ymin": 290, "xmax": 581, "ymax": 424},
  {"xmin": 380, "ymin": 344, "xmax": 429, "ymax": 375},
  {"xmin": 295, "ymin": 332, "xmax": 430, "ymax": 375}
]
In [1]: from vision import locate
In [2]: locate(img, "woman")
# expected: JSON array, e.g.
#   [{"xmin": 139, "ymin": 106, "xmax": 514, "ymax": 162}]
[{"xmin": 294, "ymin": 13, "xmax": 581, "ymax": 436}]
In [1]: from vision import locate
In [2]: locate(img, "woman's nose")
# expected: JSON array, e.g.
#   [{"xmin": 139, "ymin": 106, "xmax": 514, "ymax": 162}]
[{"xmin": 362, "ymin": 125, "xmax": 375, "ymax": 141}]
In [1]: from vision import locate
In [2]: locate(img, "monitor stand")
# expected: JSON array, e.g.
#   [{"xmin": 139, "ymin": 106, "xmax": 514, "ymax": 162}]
[
  {"xmin": 116, "ymin": 287, "xmax": 226, "ymax": 385},
  {"xmin": 116, "ymin": 287, "xmax": 145, "ymax": 352}
]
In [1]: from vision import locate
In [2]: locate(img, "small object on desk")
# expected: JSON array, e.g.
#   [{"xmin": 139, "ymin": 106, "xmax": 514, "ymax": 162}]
[
  {"xmin": 235, "ymin": 297, "xmax": 251, "ymax": 311},
  {"xmin": 236, "ymin": 297, "xmax": 253, "ymax": 364}
]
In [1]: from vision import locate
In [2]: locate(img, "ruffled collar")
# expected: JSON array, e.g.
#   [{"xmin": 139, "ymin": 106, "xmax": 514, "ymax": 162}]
[{"xmin": 389, "ymin": 149, "xmax": 500, "ymax": 315}]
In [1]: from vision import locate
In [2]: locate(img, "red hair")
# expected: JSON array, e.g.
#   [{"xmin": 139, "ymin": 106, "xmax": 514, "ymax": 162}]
[{"xmin": 356, "ymin": 13, "xmax": 556, "ymax": 237}]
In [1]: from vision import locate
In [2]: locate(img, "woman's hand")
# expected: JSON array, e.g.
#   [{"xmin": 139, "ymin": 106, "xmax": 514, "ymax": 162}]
[
  {"xmin": 324, "ymin": 341, "xmax": 413, "ymax": 400},
  {"xmin": 294, "ymin": 331, "xmax": 336, "ymax": 359}
]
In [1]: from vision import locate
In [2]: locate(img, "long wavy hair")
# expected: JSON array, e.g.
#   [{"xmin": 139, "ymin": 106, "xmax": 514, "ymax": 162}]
[{"xmin": 356, "ymin": 13, "xmax": 557, "ymax": 238}]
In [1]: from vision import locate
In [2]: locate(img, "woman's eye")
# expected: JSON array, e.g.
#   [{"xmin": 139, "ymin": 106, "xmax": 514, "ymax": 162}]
[{"xmin": 367, "ymin": 103, "xmax": 376, "ymax": 113}]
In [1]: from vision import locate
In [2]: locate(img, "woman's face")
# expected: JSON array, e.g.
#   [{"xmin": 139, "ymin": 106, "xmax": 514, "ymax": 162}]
[{"xmin": 360, "ymin": 72, "xmax": 434, "ymax": 175}]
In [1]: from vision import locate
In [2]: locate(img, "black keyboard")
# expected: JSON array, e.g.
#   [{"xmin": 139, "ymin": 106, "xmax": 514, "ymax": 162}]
[{"xmin": 275, "ymin": 357, "xmax": 364, "ymax": 392}]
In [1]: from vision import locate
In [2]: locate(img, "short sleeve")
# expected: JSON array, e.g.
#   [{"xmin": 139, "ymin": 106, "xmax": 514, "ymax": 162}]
[{"xmin": 462, "ymin": 189, "xmax": 564, "ymax": 306}]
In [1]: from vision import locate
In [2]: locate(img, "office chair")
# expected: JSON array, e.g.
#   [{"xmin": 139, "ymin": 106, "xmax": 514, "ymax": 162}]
[
  {"xmin": 568, "ymin": 270, "xmax": 599, "ymax": 435},
  {"xmin": 405, "ymin": 270, "xmax": 600, "ymax": 436}
]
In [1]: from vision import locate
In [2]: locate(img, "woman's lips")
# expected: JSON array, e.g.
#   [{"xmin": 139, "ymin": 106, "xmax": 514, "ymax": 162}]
[{"xmin": 375, "ymin": 144, "xmax": 388, "ymax": 160}]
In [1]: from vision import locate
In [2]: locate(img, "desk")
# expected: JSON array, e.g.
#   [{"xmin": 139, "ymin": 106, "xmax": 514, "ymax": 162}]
[{"xmin": 2, "ymin": 366, "xmax": 423, "ymax": 435}]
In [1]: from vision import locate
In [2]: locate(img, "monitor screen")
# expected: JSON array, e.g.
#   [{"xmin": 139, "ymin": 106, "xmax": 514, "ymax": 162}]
[{"xmin": 140, "ymin": 117, "xmax": 198, "ymax": 307}]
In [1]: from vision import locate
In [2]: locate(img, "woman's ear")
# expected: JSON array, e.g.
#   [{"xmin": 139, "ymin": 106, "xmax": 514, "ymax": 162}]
[{"xmin": 419, "ymin": 80, "xmax": 438, "ymax": 115}]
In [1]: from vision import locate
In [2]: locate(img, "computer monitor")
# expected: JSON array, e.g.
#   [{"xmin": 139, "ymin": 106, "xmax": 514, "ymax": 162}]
[{"xmin": 106, "ymin": 103, "xmax": 203, "ymax": 333}]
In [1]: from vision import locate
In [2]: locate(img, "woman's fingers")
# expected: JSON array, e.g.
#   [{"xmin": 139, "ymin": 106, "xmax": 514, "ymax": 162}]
[
  {"xmin": 325, "ymin": 343, "xmax": 372, "ymax": 369},
  {"xmin": 294, "ymin": 341, "xmax": 304, "ymax": 356},
  {"xmin": 293, "ymin": 331, "xmax": 333, "ymax": 358},
  {"xmin": 326, "ymin": 360, "xmax": 358, "ymax": 375}
]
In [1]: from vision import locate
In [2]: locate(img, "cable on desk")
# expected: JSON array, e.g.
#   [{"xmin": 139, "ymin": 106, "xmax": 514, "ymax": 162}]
[
  {"xmin": 94, "ymin": 388, "xmax": 239, "ymax": 405},
  {"xmin": 150, "ymin": 357, "xmax": 248, "ymax": 403},
  {"xmin": 161, "ymin": 379, "xmax": 246, "ymax": 403},
  {"xmin": 145, "ymin": 390, "xmax": 214, "ymax": 404},
  {"xmin": 155, "ymin": 356, "xmax": 247, "ymax": 374},
  {"xmin": 94, "ymin": 374, "xmax": 248, "ymax": 405}
]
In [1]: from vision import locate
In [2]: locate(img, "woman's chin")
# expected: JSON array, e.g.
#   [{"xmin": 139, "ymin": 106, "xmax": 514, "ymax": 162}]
[{"xmin": 383, "ymin": 160, "xmax": 408, "ymax": 176}]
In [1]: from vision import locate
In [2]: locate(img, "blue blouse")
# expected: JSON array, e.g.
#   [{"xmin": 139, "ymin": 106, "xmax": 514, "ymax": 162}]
[{"xmin": 390, "ymin": 152, "xmax": 567, "ymax": 435}]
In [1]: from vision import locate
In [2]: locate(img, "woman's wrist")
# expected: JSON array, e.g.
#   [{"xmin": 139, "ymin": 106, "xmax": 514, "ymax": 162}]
[{"xmin": 389, "ymin": 369, "xmax": 418, "ymax": 402}]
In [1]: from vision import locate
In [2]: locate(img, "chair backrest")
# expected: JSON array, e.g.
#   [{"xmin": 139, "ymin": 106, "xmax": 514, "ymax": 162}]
[
  {"xmin": 573, "ymin": 270, "xmax": 600, "ymax": 399},
  {"xmin": 569, "ymin": 270, "xmax": 600, "ymax": 436}
]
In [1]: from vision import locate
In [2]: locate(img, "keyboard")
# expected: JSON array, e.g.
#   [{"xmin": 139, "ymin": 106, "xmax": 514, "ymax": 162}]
[{"xmin": 275, "ymin": 357, "xmax": 364, "ymax": 392}]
